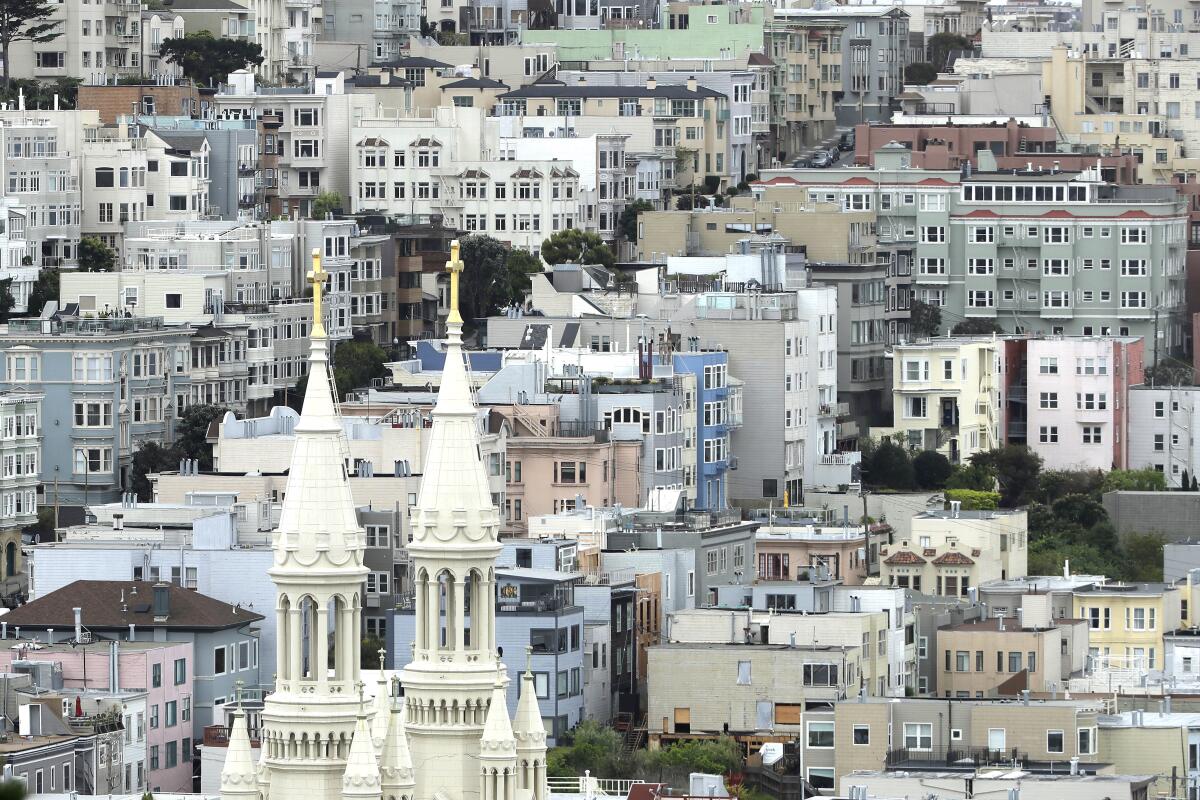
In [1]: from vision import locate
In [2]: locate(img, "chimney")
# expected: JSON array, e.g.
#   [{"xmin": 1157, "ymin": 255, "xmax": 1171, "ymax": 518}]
[
  {"xmin": 1069, "ymin": 757, "xmax": 1079, "ymax": 775},
  {"xmin": 73, "ymin": 608, "xmax": 82, "ymax": 642},
  {"xmin": 1021, "ymin": 689, "xmax": 1030, "ymax": 706},
  {"xmin": 153, "ymin": 583, "xmax": 170, "ymax": 620},
  {"xmin": 128, "ymin": 624, "xmax": 136, "ymax": 642},
  {"xmin": 687, "ymin": 75, "xmax": 698, "ymax": 92},
  {"xmin": 1166, "ymin": 695, "xmax": 1173, "ymax": 714},
  {"xmin": 646, "ymin": 76, "xmax": 657, "ymax": 91},
  {"xmin": 47, "ymin": 628, "xmax": 54, "ymax": 644}
]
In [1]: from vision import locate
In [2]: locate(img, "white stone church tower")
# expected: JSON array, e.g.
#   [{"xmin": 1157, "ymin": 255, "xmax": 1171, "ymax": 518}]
[{"xmin": 221, "ymin": 246, "xmax": 548, "ymax": 800}]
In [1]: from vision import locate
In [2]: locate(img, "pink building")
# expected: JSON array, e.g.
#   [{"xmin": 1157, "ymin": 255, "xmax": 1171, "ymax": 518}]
[
  {"xmin": 1021, "ymin": 337, "xmax": 1144, "ymax": 471},
  {"xmin": 0, "ymin": 638, "xmax": 194, "ymax": 793}
]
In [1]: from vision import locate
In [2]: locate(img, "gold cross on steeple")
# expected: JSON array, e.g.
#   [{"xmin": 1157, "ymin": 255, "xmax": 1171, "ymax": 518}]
[
  {"xmin": 446, "ymin": 239, "xmax": 464, "ymax": 326},
  {"xmin": 307, "ymin": 247, "xmax": 327, "ymax": 337}
]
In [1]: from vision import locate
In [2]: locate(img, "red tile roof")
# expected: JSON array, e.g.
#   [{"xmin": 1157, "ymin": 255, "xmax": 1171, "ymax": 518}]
[
  {"xmin": 933, "ymin": 552, "xmax": 976, "ymax": 566},
  {"xmin": 884, "ymin": 550, "xmax": 927, "ymax": 566}
]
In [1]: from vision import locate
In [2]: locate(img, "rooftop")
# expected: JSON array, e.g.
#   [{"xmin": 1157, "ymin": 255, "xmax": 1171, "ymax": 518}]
[
  {"xmin": 943, "ymin": 617, "xmax": 1080, "ymax": 633},
  {"xmin": 2, "ymin": 581, "xmax": 265, "ymax": 632}
]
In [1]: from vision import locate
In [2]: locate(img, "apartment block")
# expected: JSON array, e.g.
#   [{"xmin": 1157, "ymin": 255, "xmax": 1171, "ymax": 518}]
[
  {"xmin": 0, "ymin": 313, "xmax": 193, "ymax": 508},
  {"xmin": 0, "ymin": 391, "xmax": 41, "ymax": 599},
  {"xmin": 763, "ymin": 13, "xmax": 845, "ymax": 157},
  {"xmin": 1127, "ymin": 385, "xmax": 1200, "ymax": 486},
  {"xmin": 1019, "ymin": 336, "xmax": 1144, "ymax": 471},
  {"xmin": 881, "ymin": 508, "xmax": 1029, "ymax": 595},
  {"xmin": 936, "ymin": 613, "xmax": 1088, "ymax": 698},
  {"xmin": 875, "ymin": 336, "xmax": 1002, "ymax": 464},
  {"xmin": 1073, "ymin": 580, "xmax": 1182, "ymax": 673}
]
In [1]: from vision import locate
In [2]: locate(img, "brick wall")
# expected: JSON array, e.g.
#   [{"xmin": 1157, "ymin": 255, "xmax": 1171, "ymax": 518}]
[{"xmin": 77, "ymin": 86, "xmax": 201, "ymax": 124}]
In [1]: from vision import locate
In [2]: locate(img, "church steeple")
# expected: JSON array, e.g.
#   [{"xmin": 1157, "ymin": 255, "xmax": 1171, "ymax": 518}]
[
  {"xmin": 479, "ymin": 670, "xmax": 517, "ymax": 800},
  {"xmin": 513, "ymin": 651, "xmax": 549, "ymax": 800},
  {"xmin": 380, "ymin": 698, "xmax": 416, "ymax": 800},
  {"xmin": 343, "ymin": 689, "xmax": 383, "ymax": 800},
  {"xmin": 256, "ymin": 248, "xmax": 370, "ymax": 800},
  {"xmin": 400, "ymin": 241, "xmax": 510, "ymax": 800}
]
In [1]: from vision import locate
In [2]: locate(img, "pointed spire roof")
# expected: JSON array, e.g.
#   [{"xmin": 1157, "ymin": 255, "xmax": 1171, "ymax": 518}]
[
  {"xmin": 410, "ymin": 241, "xmax": 500, "ymax": 554},
  {"xmin": 513, "ymin": 657, "xmax": 547, "ymax": 750},
  {"xmin": 480, "ymin": 670, "xmax": 516, "ymax": 758},
  {"xmin": 272, "ymin": 251, "xmax": 364, "ymax": 568},
  {"xmin": 219, "ymin": 706, "xmax": 259, "ymax": 799},
  {"xmin": 342, "ymin": 705, "xmax": 383, "ymax": 800},
  {"xmin": 380, "ymin": 699, "xmax": 416, "ymax": 791},
  {"xmin": 370, "ymin": 668, "xmax": 392, "ymax": 752}
]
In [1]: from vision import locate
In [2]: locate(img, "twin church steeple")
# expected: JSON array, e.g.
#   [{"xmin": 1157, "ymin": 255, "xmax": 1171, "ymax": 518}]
[{"xmin": 220, "ymin": 244, "xmax": 546, "ymax": 800}]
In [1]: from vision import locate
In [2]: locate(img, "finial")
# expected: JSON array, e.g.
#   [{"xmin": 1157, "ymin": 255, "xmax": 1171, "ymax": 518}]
[
  {"xmin": 524, "ymin": 645, "xmax": 533, "ymax": 676},
  {"xmin": 356, "ymin": 680, "xmax": 367, "ymax": 708},
  {"xmin": 235, "ymin": 679, "xmax": 245, "ymax": 709},
  {"xmin": 307, "ymin": 247, "xmax": 327, "ymax": 337},
  {"xmin": 446, "ymin": 239, "xmax": 464, "ymax": 326},
  {"xmin": 378, "ymin": 647, "xmax": 387, "ymax": 671},
  {"xmin": 496, "ymin": 662, "xmax": 505, "ymax": 687}
]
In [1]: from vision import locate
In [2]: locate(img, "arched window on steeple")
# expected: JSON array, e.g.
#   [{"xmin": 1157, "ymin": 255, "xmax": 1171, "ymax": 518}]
[
  {"xmin": 299, "ymin": 596, "xmax": 318, "ymax": 679},
  {"xmin": 437, "ymin": 570, "xmax": 454, "ymax": 649}
]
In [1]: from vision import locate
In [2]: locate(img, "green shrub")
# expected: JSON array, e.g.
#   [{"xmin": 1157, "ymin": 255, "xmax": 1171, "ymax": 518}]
[{"xmin": 944, "ymin": 489, "xmax": 999, "ymax": 510}]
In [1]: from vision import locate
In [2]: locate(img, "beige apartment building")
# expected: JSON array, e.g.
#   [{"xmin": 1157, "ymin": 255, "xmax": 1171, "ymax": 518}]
[
  {"xmin": 881, "ymin": 508, "xmax": 1029, "ymax": 595},
  {"xmin": 635, "ymin": 198, "xmax": 875, "ymax": 262},
  {"xmin": 764, "ymin": 14, "xmax": 845, "ymax": 158},
  {"xmin": 755, "ymin": 524, "xmax": 889, "ymax": 585},
  {"xmin": 937, "ymin": 614, "xmax": 1088, "ymax": 697}
]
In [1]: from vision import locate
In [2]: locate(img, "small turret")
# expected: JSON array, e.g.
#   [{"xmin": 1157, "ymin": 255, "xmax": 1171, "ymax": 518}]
[
  {"xmin": 371, "ymin": 650, "xmax": 391, "ymax": 755},
  {"xmin": 380, "ymin": 697, "xmax": 416, "ymax": 800},
  {"xmin": 514, "ymin": 648, "xmax": 549, "ymax": 800},
  {"xmin": 342, "ymin": 690, "xmax": 383, "ymax": 800},
  {"xmin": 219, "ymin": 703, "xmax": 259, "ymax": 800},
  {"xmin": 479, "ymin": 668, "xmax": 517, "ymax": 800}
]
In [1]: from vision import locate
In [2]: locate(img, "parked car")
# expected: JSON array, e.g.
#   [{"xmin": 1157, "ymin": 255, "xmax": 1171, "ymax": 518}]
[
  {"xmin": 809, "ymin": 151, "xmax": 832, "ymax": 167},
  {"xmin": 791, "ymin": 156, "xmax": 811, "ymax": 168},
  {"xmin": 838, "ymin": 131, "xmax": 855, "ymax": 151}
]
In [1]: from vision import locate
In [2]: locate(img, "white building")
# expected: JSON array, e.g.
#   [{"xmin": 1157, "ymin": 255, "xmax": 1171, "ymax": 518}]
[
  {"xmin": 1127, "ymin": 385, "xmax": 1200, "ymax": 486},
  {"xmin": 215, "ymin": 249, "xmax": 549, "ymax": 800}
]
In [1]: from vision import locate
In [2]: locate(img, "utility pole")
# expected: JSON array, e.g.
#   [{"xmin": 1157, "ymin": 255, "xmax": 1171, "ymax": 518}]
[{"xmin": 1153, "ymin": 308, "xmax": 1160, "ymax": 386}]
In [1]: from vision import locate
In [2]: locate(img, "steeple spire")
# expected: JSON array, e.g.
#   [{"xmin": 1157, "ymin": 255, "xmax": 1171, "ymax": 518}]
[
  {"xmin": 342, "ymin": 688, "xmax": 383, "ymax": 800},
  {"xmin": 380, "ymin": 698, "xmax": 416, "ymax": 799},
  {"xmin": 370, "ymin": 655, "xmax": 391, "ymax": 753},
  {"xmin": 308, "ymin": 246, "xmax": 328, "ymax": 337},
  {"xmin": 219, "ymin": 700, "xmax": 259, "ymax": 800},
  {"xmin": 514, "ymin": 647, "xmax": 548, "ymax": 800}
]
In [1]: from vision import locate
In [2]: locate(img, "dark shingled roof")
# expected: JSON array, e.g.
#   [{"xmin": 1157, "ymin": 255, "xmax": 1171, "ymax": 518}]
[
  {"xmin": 443, "ymin": 77, "xmax": 509, "ymax": 90},
  {"xmin": 3, "ymin": 581, "xmax": 265, "ymax": 632},
  {"xmin": 394, "ymin": 56, "xmax": 453, "ymax": 69},
  {"xmin": 500, "ymin": 83, "xmax": 724, "ymax": 101}
]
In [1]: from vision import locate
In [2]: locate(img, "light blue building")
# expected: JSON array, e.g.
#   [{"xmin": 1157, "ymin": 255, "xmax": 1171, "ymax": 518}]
[
  {"xmin": 391, "ymin": 564, "xmax": 585, "ymax": 744},
  {"xmin": 0, "ymin": 313, "xmax": 193, "ymax": 508},
  {"xmin": 673, "ymin": 351, "xmax": 735, "ymax": 511}
]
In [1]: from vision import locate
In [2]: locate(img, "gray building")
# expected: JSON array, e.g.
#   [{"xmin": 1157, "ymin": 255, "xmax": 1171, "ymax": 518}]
[
  {"xmin": 1103, "ymin": 491, "xmax": 1200, "ymax": 542},
  {"xmin": 321, "ymin": 0, "xmax": 420, "ymax": 63},
  {"xmin": 774, "ymin": 6, "xmax": 910, "ymax": 126},
  {"xmin": 0, "ymin": 313, "xmax": 193, "ymax": 508},
  {"xmin": 391, "ymin": 564, "xmax": 586, "ymax": 743},
  {"xmin": 809, "ymin": 261, "xmax": 891, "ymax": 436},
  {"xmin": 1, "ymin": 580, "xmax": 264, "ymax": 743},
  {"xmin": 606, "ymin": 510, "xmax": 758, "ymax": 606},
  {"xmin": 1165, "ymin": 541, "xmax": 1200, "ymax": 584},
  {"xmin": 910, "ymin": 595, "xmax": 983, "ymax": 696},
  {"xmin": 152, "ymin": 126, "xmax": 260, "ymax": 222}
]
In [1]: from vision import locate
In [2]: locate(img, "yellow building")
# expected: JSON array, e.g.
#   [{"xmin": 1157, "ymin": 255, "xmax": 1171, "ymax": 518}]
[
  {"xmin": 872, "ymin": 336, "xmax": 1000, "ymax": 464},
  {"xmin": 1074, "ymin": 582, "xmax": 1182, "ymax": 672}
]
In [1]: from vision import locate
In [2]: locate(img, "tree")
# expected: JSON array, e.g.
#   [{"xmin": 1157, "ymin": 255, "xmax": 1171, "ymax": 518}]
[
  {"xmin": 311, "ymin": 190, "xmax": 343, "ymax": 219},
  {"xmin": 675, "ymin": 194, "xmax": 709, "ymax": 211},
  {"xmin": 175, "ymin": 404, "xmax": 229, "ymax": 471},
  {"xmin": 865, "ymin": 439, "xmax": 915, "ymax": 491},
  {"xmin": 361, "ymin": 634, "xmax": 386, "ymax": 669},
  {"xmin": 1144, "ymin": 360, "xmax": 1193, "ymax": 386},
  {"xmin": 1122, "ymin": 532, "xmax": 1166, "ymax": 582},
  {"xmin": 0, "ymin": 77, "xmax": 80, "ymax": 110},
  {"xmin": 1050, "ymin": 493, "xmax": 1107, "ymax": 529},
  {"xmin": 946, "ymin": 462, "xmax": 995, "ymax": 491},
  {"xmin": 1183, "ymin": 469, "xmax": 1192, "ymax": 491},
  {"xmin": 913, "ymin": 449, "xmax": 953, "ymax": 489},
  {"xmin": 129, "ymin": 441, "xmax": 183, "ymax": 501},
  {"xmin": 498, "ymin": 249, "xmax": 543, "ymax": 309},
  {"xmin": 158, "ymin": 30, "xmax": 264, "ymax": 88},
  {"xmin": 970, "ymin": 445, "xmax": 1042, "ymax": 508},
  {"xmin": 927, "ymin": 32, "xmax": 971, "ymax": 69},
  {"xmin": 0, "ymin": 278, "xmax": 12, "ymax": 322},
  {"xmin": 331, "ymin": 340, "xmax": 389, "ymax": 400},
  {"xmin": 1193, "ymin": 474, "xmax": 1198, "ymax": 492},
  {"xmin": 950, "ymin": 318, "xmax": 1003, "ymax": 335},
  {"xmin": 1099, "ymin": 468, "xmax": 1166, "ymax": 494},
  {"xmin": 459, "ymin": 235, "xmax": 512, "ymax": 325},
  {"xmin": 1037, "ymin": 469, "xmax": 1104, "ymax": 504},
  {"xmin": 540, "ymin": 228, "xmax": 615, "ymax": 269},
  {"xmin": 0, "ymin": 0, "xmax": 61, "ymax": 89},
  {"xmin": 905, "ymin": 62, "xmax": 938, "ymax": 85},
  {"xmin": 944, "ymin": 489, "xmax": 999, "ymax": 510},
  {"xmin": 78, "ymin": 236, "xmax": 115, "ymax": 273},
  {"xmin": 909, "ymin": 299, "xmax": 942, "ymax": 338},
  {"xmin": 618, "ymin": 199, "xmax": 654, "ymax": 243},
  {"xmin": 24, "ymin": 267, "xmax": 57, "ymax": 315}
]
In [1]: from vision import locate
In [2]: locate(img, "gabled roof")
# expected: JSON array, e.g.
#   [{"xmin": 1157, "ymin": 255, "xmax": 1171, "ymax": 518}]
[
  {"xmin": 2, "ymin": 581, "xmax": 265, "ymax": 632},
  {"xmin": 358, "ymin": 136, "xmax": 390, "ymax": 147},
  {"xmin": 459, "ymin": 168, "xmax": 490, "ymax": 179},
  {"xmin": 884, "ymin": 550, "xmax": 926, "ymax": 565},
  {"xmin": 409, "ymin": 137, "xmax": 442, "ymax": 148},
  {"xmin": 443, "ymin": 77, "xmax": 509, "ymax": 90},
  {"xmin": 932, "ymin": 551, "xmax": 976, "ymax": 566},
  {"xmin": 395, "ymin": 56, "xmax": 452, "ymax": 69},
  {"xmin": 511, "ymin": 167, "xmax": 544, "ymax": 179}
]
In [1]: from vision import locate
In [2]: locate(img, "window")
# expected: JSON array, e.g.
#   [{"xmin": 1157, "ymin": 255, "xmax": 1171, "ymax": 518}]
[
  {"xmin": 904, "ymin": 723, "xmax": 932, "ymax": 751},
  {"xmin": 1078, "ymin": 727, "xmax": 1096, "ymax": 755},
  {"xmin": 736, "ymin": 661, "xmax": 751, "ymax": 685},
  {"xmin": 802, "ymin": 663, "xmax": 839, "ymax": 686},
  {"xmin": 165, "ymin": 701, "xmax": 177, "ymax": 727},
  {"xmin": 1046, "ymin": 730, "xmax": 1064, "ymax": 753},
  {"xmin": 1039, "ymin": 392, "xmax": 1058, "ymax": 409},
  {"xmin": 1039, "ymin": 357, "xmax": 1058, "ymax": 375},
  {"xmin": 806, "ymin": 721, "xmax": 834, "ymax": 748},
  {"xmin": 1039, "ymin": 426, "xmax": 1058, "ymax": 444},
  {"xmin": 852, "ymin": 725, "xmax": 870, "ymax": 745},
  {"xmin": 214, "ymin": 646, "xmax": 228, "ymax": 675},
  {"xmin": 73, "ymin": 401, "xmax": 112, "ymax": 428},
  {"xmin": 1082, "ymin": 426, "xmax": 1102, "ymax": 444},
  {"xmin": 152, "ymin": 663, "xmax": 162, "ymax": 688}
]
